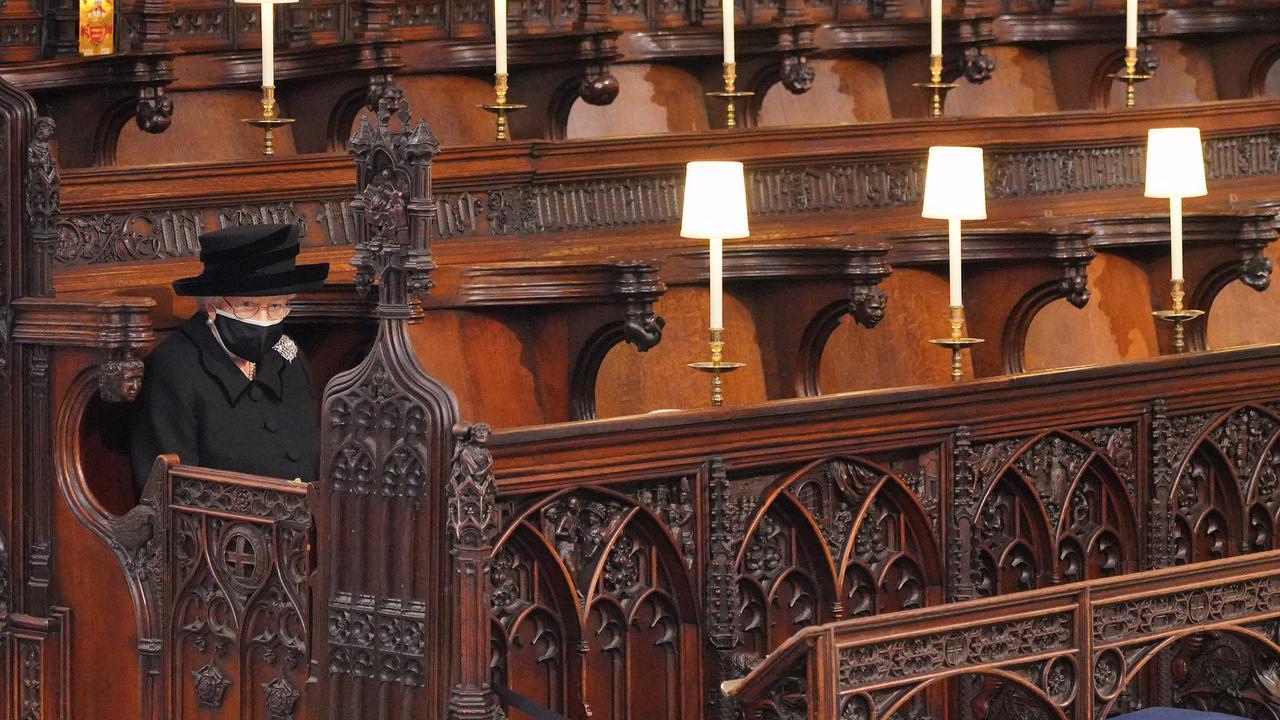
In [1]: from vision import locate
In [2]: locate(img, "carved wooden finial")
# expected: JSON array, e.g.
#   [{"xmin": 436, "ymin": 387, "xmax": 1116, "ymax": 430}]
[{"xmin": 347, "ymin": 82, "xmax": 438, "ymax": 305}]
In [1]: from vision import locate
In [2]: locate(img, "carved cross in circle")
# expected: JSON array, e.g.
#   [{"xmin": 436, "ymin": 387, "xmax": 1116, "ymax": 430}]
[{"xmin": 224, "ymin": 534, "xmax": 258, "ymax": 582}]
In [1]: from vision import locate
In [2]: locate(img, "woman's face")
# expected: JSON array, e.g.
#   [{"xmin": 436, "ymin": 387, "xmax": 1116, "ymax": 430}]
[{"xmin": 207, "ymin": 295, "xmax": 295, "ymax": 323}]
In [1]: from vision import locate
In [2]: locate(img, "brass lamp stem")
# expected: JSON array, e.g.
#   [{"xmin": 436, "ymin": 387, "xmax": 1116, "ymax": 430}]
[
  {"xmin": 688, "ymin": 327, "xmax": 746, "ymax": 407},
  {"xmin": 1152, "ymin": 278, "xmax": 1204, "ymax": 354},
  {"xmin": 242, "ymin": 84, "xmax": 295, "ymax": 157},
  {"xmin": 1114, "ymin": 46, "xmax": 1152, "ymax": 109},
  {"xmin": 929, "ymin": 305, "xmax": 983, "ymax": 383},
  {"xmin": 479, "ymin": 72, "xmax": 527, "ymax": 142},
  {"xmin": 706, "ymin": 62, "xmax": 755, "ymax": 130},
  {"xmin": 913, "ymin": 54, "xmax": 956, "ymax": 119}
]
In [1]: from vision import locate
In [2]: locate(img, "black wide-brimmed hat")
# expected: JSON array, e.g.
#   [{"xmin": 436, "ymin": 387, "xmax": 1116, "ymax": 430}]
[{"xmin": 172, "ymin": 223, "xmax": 329, "ymax": 297}]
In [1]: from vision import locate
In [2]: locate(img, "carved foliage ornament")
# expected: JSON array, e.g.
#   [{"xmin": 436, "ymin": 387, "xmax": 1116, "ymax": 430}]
[{"xmin": 52, "ymin": 131, "xmax": 1280, "ymax": 265}]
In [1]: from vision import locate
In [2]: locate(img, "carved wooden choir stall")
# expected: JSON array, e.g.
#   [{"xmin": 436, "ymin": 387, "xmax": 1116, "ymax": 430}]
[{"xmin": 4, "ymin": 0, "xmax": 1280, "ymax": 719}]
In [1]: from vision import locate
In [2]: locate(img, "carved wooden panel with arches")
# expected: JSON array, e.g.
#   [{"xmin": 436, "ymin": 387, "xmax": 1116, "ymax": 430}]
[
  {"xmin": 960, "ymin": 430, "xmax": 1140, "ymax": 599},
  {"xmin": 164, "ymin": 464, "xmax": 310, "ymax": 720},
  {"xmin": 488, "ymin": 485, "xmax": 702, "ymax": 720},
  {"xmin": 1157, "ymin": 404, "xmax": 1280, "ymax": 567}
]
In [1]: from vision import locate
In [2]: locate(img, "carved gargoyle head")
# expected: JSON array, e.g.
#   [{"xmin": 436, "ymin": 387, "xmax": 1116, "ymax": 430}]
[
  {"xmin": 780, "ymin": 55, "xmax": 815, "ymax": 95},
  {"xmin": 1242, "ymin": 255, "xmax": 1273, "ymax": 292},
  {"xmin": 623, "ymin": 313, "xmax": 665, "ymax": 352},
  {"xmin": 850, "ymin": 286, "xmax": 888, "ymax": 329},
  {"xmin": 99, "ymin": 357, "xmax": 145, "ymax": 403}
]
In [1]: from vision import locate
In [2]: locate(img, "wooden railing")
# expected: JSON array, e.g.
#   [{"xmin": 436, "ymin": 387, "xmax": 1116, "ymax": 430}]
[
  {"xmin": 474, "ymin": 343, "xmax": 1280, "ymax": 720},
  {"xmin": 722, "ymin": 549, "xmax": 1280, "ymax": 719}
]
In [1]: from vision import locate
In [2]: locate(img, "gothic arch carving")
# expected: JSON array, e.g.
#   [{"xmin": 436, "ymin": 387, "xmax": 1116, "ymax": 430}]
[
  {"xmin": 1169, "ymin": 405, "xmax": 1280, "ymax": 563},
  {"xmin": 1248, "ymin": 42, "xmax": 1280, "ymax": 98},
  {"xmin": 968, "ymin": 431, "xmax": 1136, "ymax": 592},
  {"xmin": 881, "ymin": 668, "xmax": 1068, "ymax": 720},
  {"xmin": 737, "ymin": 456, "xmax": 943, "ymax": 649},
  {"xmin": 1099, "ymin": 626, "xmax": 1280, "ymax": 719},
  {"xmin": 491, "ymin": 485, "xmax": 700, "ymax": 720}
]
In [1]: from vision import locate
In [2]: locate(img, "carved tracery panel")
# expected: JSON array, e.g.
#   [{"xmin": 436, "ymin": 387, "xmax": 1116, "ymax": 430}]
[
  {"xmin": 167, "ymin": 475, "xmax": 309, "ymax": 720},
  {"xmin": 490, "ymin": 487, "xmax": 699, "ymax": 720},
  {"xmin": 969, "ymin": 431, "xmax": 1139, "ymax": 595},
  {"xmin": 735, "ymin": 457, "xmax": 943, "ymax": 658}
]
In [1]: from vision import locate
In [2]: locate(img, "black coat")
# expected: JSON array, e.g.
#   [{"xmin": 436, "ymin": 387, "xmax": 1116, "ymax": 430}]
[{"xmin": 130, "ymin": 313, "xmax": 320, "ymax": 492}]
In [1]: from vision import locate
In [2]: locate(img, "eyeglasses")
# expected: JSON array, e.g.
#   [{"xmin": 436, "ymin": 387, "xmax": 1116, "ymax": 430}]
[{"xmin": 223, "ymin": 297, "xmax": 292, "ymax": 321}]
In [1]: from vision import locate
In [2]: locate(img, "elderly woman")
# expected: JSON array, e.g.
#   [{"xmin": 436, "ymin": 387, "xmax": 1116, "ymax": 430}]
[{"xmin": 130, "ymin": 223, "xmax": 329, "ymax": 491}]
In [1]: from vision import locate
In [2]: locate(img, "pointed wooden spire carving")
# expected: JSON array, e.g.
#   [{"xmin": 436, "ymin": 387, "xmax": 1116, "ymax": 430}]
[{"xmin": 313, "ymin": 85, "xmax": 484, "ymax": 719}]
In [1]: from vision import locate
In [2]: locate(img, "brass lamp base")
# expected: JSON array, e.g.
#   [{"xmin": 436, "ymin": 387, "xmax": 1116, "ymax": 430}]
[
  {"xmin": 1152, "ymin": 280, "xmax": 1203, "ymax": 354},
  {"xmin": 242, "ymin": 86, "xmax": 295, "ymax": 157},
  {"xmin": 913, "ymin": 54, "xmax": 956, "ymax": 119},
  {"xmin": 929, "ymin": 305, "xmax": 983, "ymax": 383},
  {"xmin": 687, "ymin": 328, "xmax": 745, "ymax": 407},
  {"xmin": 479, "ymin": 73, "xmax": 527, "ymax": 141},
  {"xmin": 1111, "ymin": 47, "xmax": 1151, "ymax": 108},
  {"xmin": 706, "ymin": 62, "xmax": 754, "ymax": 129}
]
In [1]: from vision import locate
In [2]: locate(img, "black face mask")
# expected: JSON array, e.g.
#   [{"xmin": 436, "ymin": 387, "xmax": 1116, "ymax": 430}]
[{"xmin": 211, "ymin": 311, "xmax": 285, "ymax": 364}]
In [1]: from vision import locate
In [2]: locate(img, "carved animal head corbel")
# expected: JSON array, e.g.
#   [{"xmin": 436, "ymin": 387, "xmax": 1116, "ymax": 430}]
[
  {"xmin": 622, "ymin": 305, "xmax": 665, "ymax": 352},
  {"xmin": 1059, "ymin": 263, "xmax": 1091, "ymax": 309},
  {"xmin": 1240, "ymin": 253, "xmax": 1273, "ymax": 292},
  {"xmin": 135, "ymin": 87, "xmax": 174, "ymax": 134},
  {"xmin": 962, "ymin": 45, "xmax": 996, "ymax": 85},
  {"xmin": 1137, "ymin": 42, "xmax": 1159, "ymax": 77},
  {"xmin": 98, "ymin": 353, "xmax": 145, "ymax": 402}
]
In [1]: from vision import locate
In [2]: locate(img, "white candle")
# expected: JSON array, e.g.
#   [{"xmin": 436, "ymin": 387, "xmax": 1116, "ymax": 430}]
[
  {"xmin": 710, "ymin": 237, "xmax": 724, "ymax": 329},
  {"xmin": 1125, "ymin": 0, "xmax": 1137, "ymax": 50},
  {"xmin": 495, "ymin": 0, "xmax": 508, "ymax": 76},
  {"xmin": 1170, "ymin": 196, "xmax": 1183, "ymax": 281},
  {"xmin": 261, "ymin": 1, "xmax": 274, "ymax": 87},
  {"xmin": 930, "ymin": 0, "xmax": 942, "ymax": 57},
  {"xmin": 948, "ymin": 217, "xmax": 962, "ymax": 306},
  {"xmin": 722, "ymin": 0, "xmax": 734, "ymax": 66}
]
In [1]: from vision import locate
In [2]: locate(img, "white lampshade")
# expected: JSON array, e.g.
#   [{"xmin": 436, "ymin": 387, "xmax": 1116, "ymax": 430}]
[
  {"xmin": 1145, "ymin": 127, "xmax": 1207, "ymax": 199},
  {"xmin": 681, "ymin": 161, "xmax": 750, "ymax": 240},
  {"xmin": 921, "ymin": 146, "xmax": 987, "ymax": 221},
  {"xmin": 234, "ymin": 0, "xmax": 298, "ymax": 4}
]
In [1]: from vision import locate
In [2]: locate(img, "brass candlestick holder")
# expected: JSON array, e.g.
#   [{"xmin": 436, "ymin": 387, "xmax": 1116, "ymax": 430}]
[
  {"xmin": 929, "ymin": 305, "xmax": 983, "ymax": 383},
  {"xmin": 913, "ymin": 54, "xmax": 957, "ymax": 119},
  {"xmin": 479, "ymin": 73, "xmax": 527, "ymax": 142},
  {"xmin": 1112, "ymin": 46, "xmax": 1151, "ymax": 109},
  {"xmin": 688, "ymin": 328, "xmax": 746, "ymax": 407},
  {"xmin": 243, "ymin": 86, "xmax": 295, "ymax": 157},
  {"xmin": 706, "ymin": 62, "xmax": 755, "ymax": 130},
  {"xmin": 1152, "ymin": 279, "xmax": 1204, "ymax": 354}
]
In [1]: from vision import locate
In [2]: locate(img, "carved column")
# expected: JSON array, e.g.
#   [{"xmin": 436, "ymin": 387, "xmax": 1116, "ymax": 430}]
[
  {"xmin": 1148, "ymin": 400, "xmax": 1176, "ymax": 570},
  {"xmin": 705, "ymin": 457, "xmax": 744, "ymax": 720},
  {"xmin": 315, "ymin": 90, "xmax": 461, "ymax": 720},
  {"xmin": 447, "ymin": 423, "xmax": 502, "ymax": 720},
  {"xmin": 950, "ymin": 428, "xmax": 978, "ymax": 601},
  {"xmin": 0, "ymin": 77, "xmax": 64, "ymax": 720}
]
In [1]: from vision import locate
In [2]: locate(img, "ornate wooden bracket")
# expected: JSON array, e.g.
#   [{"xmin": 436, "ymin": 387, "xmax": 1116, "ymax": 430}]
[
  {"xmin": 1000, "ymin": 231, "xmax": 1096, "ymax": 374},
  {"xmin": 790, "ymin": 246, "xmax": 892, "ymax": 396},
  {"xmin": 460, "ymin": 259, "xmax": 666, "ymax": 421},
  {"xmin": 10, "ymin": 296, "xmax": 155, "ymax": 402}
]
